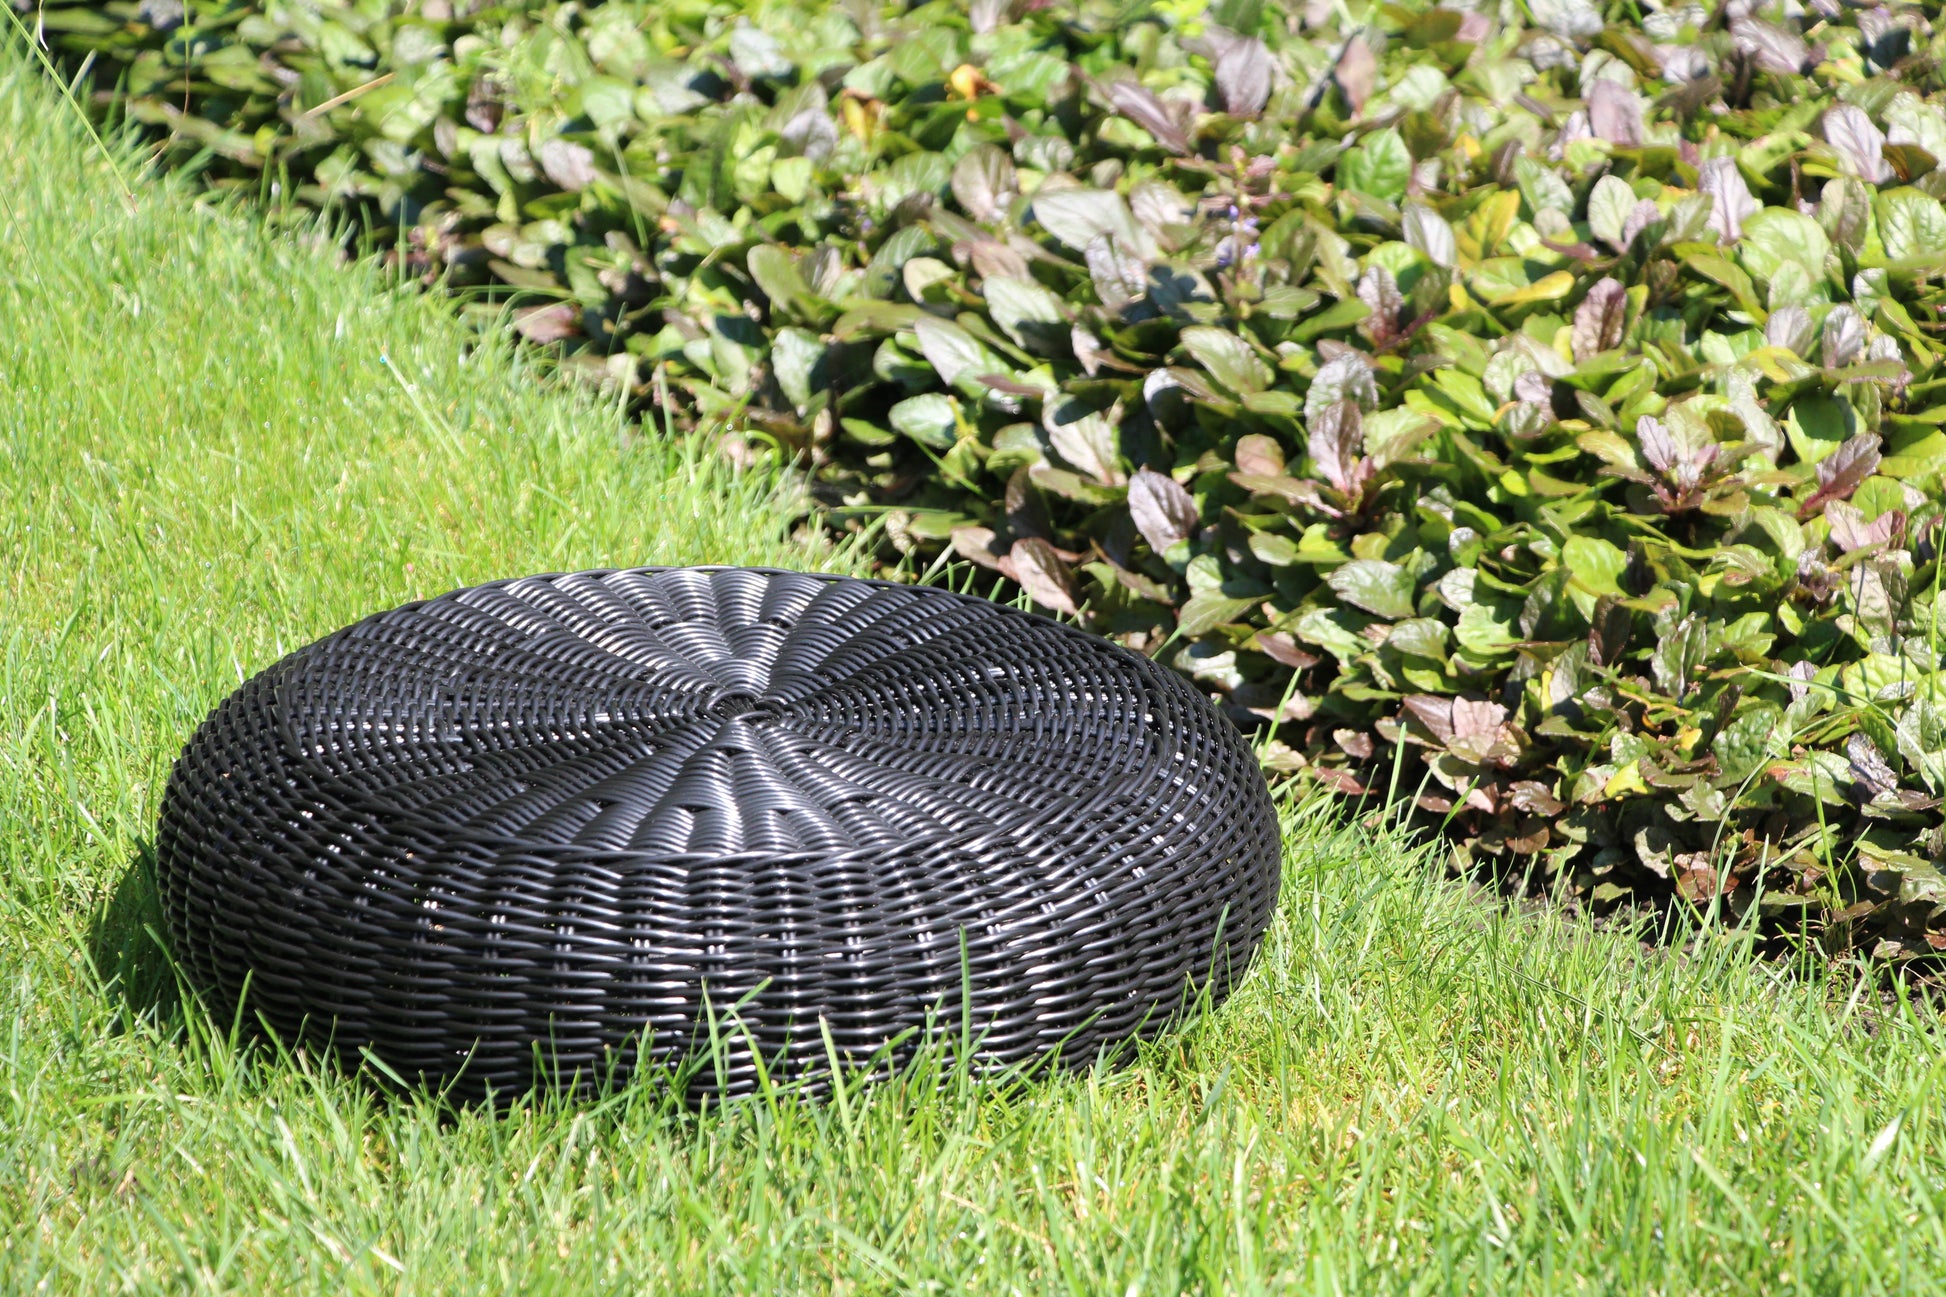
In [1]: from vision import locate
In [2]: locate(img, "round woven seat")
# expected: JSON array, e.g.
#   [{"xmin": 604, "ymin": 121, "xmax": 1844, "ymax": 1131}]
[{"xmin": 156, "ymin": 567, "xmax": 1280, "ymax": 1099}]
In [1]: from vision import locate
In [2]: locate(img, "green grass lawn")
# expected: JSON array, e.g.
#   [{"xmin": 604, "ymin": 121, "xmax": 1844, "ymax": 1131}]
[{"xmin": 9, "ymin": 44, "xmax": 1946, "ymax": 1296}]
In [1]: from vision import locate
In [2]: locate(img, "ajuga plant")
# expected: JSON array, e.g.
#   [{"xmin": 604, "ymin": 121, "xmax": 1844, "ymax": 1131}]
[{"xmin": 30, "ymin": 0, "xmax": 1946, "ymax": 958}]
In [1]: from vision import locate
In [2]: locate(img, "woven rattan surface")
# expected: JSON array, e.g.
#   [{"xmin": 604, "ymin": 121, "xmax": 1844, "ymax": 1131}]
[{"xmin": 157, "ymin": 567, "xmax": 1281, "ymax": 1098}]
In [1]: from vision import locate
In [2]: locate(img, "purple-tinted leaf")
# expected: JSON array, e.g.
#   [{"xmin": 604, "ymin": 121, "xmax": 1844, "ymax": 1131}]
[
  {"xmin": 1005, "ymin": 537, "xmax": 1082, "ymax": 615},
  {"xmin": 966, "ymin": 239, "xmax": 1027, "ymax": 281},
  {"xmin": 1555, "ymin": 110, "xmax": 1594, "ymax": 152},
  {"xmin": 1234, "ymin": 433, "xmax": 1285, "ymax": 477},
  {"xmin": 1825, "ymin": 499, "xmax": 1904, "ymax": 553},
  {"xmin": 1306, "ymin": 352, "xmax": 1379, "ymax": 422},
  {"xmin": 1697, "ymin": 157, "xmax": 1756, "ymax": 244},
  {"xmin": 513, "ymin": 301, "xmax": 581, "ymax": 343},
  {"xmin": 969, "ymin": 0, "xmax": 1011, "ymax": 34},
  {"xmin": 1513, "ymin": 370, "xmax": 1554, "ymax": 405},
  {"xmin": 1621, "ymin": 198, "xmax": 1662, "ymax": 250},
  {"xmin": 1452, "ymin": 697, "xmax": 1509, "ymax": 741},
  {"xmin": 1103, "ymin": 75, "xmax": 1191, "ymax": 154},
  {"xmin": 1640, "ymin": 406, "xmax": 1720, "ymax": 499},
  {"xmin": 1510, "ymin": 780, "xmax": 1566, "ymax": 816},
  {"xmin": 1588, "ymin": 597, "xmax": 1630, "ymax": 667},
  {"xmin": 466, "ymin": 75, "xmax": 504, "ymax": 132},
  {"xmin": 1795, "ymin": 547, "xmax": 1838, "ymax": 603},
  {"xmin": 1797, "ymin": 435, "xmax": 1884, "ymax": 519},
  {"xmin": 1085, "ymin": 234, "xmax": 1147, "ymax": 309},
  {"xmin": 1637, "ymin": 415, "xmax": 1678, "ymax": 476},
  {"xmin": 1822, "ymin": 305, "xmax": 1866, "ymax": 368},
  {"xmin": 1308, "ymin": 399, "xmax": 1365, "ymax": 495},
  {"xmin": 1403, "ymin": 695, "xmax": 1457, "ymax": 747},
  {"xmin": 1336, "ymin": 36, "xmax": 1377, "ymax": 113},
  {"xmin": 1660, "ymin": 45, "xmax": 1712, "ymax": 81},
  {"xmin": 1587, "ymin": 80, "xmax": 1643, "ymax": 148},
  {"xmin": 1530, "ymin": 0, "xmax": 1600, "ymax": 40},
  {"xmin": 951, "ymin": 144, "xmax": 1016, "ymax": 223},
  {"xmin": 1766, "ymin": 304, "xmax": 1814, "ymax": 355},
  {"xmin": 1335, "ymin": 729, "xmax": 1375, "ymax": 759},
  {"xmin": 1869, "ymin": 334, "xmax": 1906, "ymax": 367},
  {"xmin": 1731, "ymin": 16, "xmax": 1810, "ymax": 73},
  {"xmin": 1215, "ymin": 36, "xmax": 1273, "ymax": 116},
  {"xmin": 1814, "ymin": 432, "xmax": 1883, "ymax": 503},
  {"xmin": 1355, "ymin": 265, "xmax": 1405, "ymax": 345},
  {"xmin": 1232, "ymin": 473, "xmax": 1342, "ymax": 516},
  {"xmin": 950, "ymin": 526, "xmax": 1005, "ymax": 571},
  {"xmin": 1004, "ymin": 465, "xmax": 1050, "ymax": 539},
  {"xmin": 1848, "ymin": 732, "xmax": 1900, "ymax": 796},
  {"xmin": 1071, "ymin": 326, "xmax": 1107, "ymax": 377},
  {"xmin": 1128, "ymin": 467, "xmax": 1201, "ymax": 552},
  {"xmin": 1256, "ymin": 632, "xmax": 1320, "ymax": 670},
  {"xmin": 538, "ymin": 138, "xmax": 597, "ymax": 191},
  {"xmin": 1403, "ymin": 203, "xmax": 1457, "ymax": 268},
  {"xmin": 1857, "ymin": 6, "xmax": 1911, "ymax": 65},
  {"xmin": 1824, "ymin": 104, "xmax": 1892, "ymax": 183},
  {"xmin": 1867, "ymin": 334, "xmax": 1911, "ymax": 392},
  {"xmin": 778, "ymin": 100, "xmax": 838, "ymax": 162},
  {"xmin": 1572, "ymin": 277, "xmax": 1627, "ymax": 361}
]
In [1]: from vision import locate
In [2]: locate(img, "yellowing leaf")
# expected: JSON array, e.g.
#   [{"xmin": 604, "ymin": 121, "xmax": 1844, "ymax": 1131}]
[
  {"xmin": 1489, "ymin": 271, "xmax": 1576, "ymax": 306},
  {"xmin": 1604, "ymin": 761, "xmax": 1651, "ymax": 798},
  {"xmin": 1458, "ymin": 190, "xmax": 1520, "ymax": 264}
]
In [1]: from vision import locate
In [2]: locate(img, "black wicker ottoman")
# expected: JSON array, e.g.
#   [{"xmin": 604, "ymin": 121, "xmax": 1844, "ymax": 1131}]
[{"xmin": 156, "ymin": 567, "xmax": 1281, "ymax": 1099}]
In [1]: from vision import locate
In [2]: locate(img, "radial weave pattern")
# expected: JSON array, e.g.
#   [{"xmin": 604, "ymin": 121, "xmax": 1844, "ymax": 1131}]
[{"xmin": 156, "ymin": 567, "xmax": 1281, "ymax": 1098}]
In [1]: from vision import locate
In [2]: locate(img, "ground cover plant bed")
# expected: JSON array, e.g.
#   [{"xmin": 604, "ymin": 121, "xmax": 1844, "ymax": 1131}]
[
  {"xmin": 15, "ymin": 34, "xmax": 1946, "ymax": 1294},
  {"xmin": 33, "ymin": 0, "xmax": 1946, "ymax": 961}
]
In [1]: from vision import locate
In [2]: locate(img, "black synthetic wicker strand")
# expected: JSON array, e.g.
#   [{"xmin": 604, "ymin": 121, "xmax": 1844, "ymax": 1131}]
[{"xmin": 156, "ymin": 567, "xmax": 1281, "ymax": 1099}]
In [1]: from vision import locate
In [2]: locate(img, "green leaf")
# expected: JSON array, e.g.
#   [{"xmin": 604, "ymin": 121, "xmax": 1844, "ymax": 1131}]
[
  {"xmin": 1650, "ymin": 615, "xmax": 1710, "ymax": 698},
  {"xmin": 1561, "ymin": 535, "xmax": 1627, "ymax": 596},
  {"xmin": 79, "ymin": 0, "xmax": 1946, "ymax": 955},
  {"xmin": 1737, "ymin": 208, "xmax": 1830, "ymax": 288},
  {"xmin": 1587, "ymin": 175, "xmax": 1636, "ymax": 249},
  {"xmin": 889, "ymin": 393, "xmax": 960, "ymax": 448},
  {"xmin": 1875, "ymin": 188, "xmax": 1946, "ymax": 261},
  {"xmin": 1338, "ymin": 128, "xmax": 1412, "ymax": 205},
  {"xmin": 1681, "ymin": 252, "xmax": 1767, "ymax": 321},
  {"xmin": 1786, "ymin": 396, "xmax": 1856, "ymax": 466},
  {"xmin": 1031, "ymin": 187, "xmax": 1141, "ymax": 253},
  {"xmin": 1364, "ymin": 409, "xmax": 1437, "ymax": 466},
  {"xmin": 1513, "ymin": 154, "xmax": 1574, "ymax": 219},
  {"xmin": 770, "ymin": 327, "xmax": 825, "ymax": 413},
  {"xmin": 1455, "ymin": 603, "xmax": 1520, "ymax": 658},
  {"xmin": 1327, "ymin": 558, "xmax": 1417, "ymax": 620},
  {"xmin": 1292, "ymin": 606, "xmax": 1371, "ymax": 666},
  {"xmin": 1177, "ymin": 590, "xmax": 1258, "ymax": 636},
  {"xmin": 1387, "ymin": 617, "xmax": 1450, "ymax": 661},
  {"xmin": 912, "ymin": 316, "xmax": 1008, "ymax": 394},
  {"xmin": 984, "ymin": 276, "xmax": 1068, "ymax": 353},
  {"xmin": 1180, "ymin": 326, "xmax": 1272, "ymax": 396}
]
